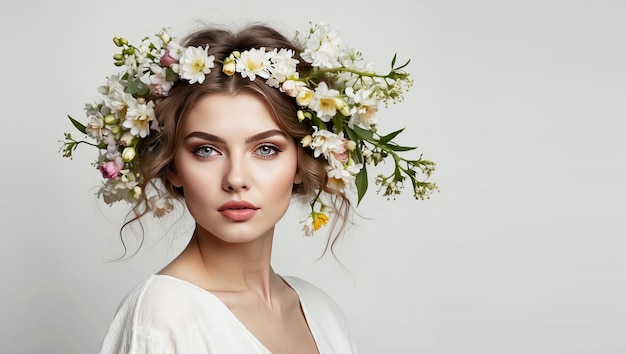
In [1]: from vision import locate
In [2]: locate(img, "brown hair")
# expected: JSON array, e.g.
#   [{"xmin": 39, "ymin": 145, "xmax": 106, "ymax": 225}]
[{"xmin": 120, "ymin": 23, "xmax": 352, "ymax": 257}]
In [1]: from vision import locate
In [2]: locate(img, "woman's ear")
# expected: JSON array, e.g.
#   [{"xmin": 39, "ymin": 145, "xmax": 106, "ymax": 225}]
[
  {"xmin": 167, "ymin": 167, "xmax": 182, "ymax": 188},
  {"xmin": 293, "ymin": 169, "xmax": 303, "ymax": 185}
]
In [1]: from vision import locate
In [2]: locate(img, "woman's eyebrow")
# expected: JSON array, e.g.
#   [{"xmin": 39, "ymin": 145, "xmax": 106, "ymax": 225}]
[
  {"xmin": 245, "ymin": 129, "xmax": 287, "ymax": 143},
  {"xmin": 183, "ymin": 131, "xmax": 226, "ymax": 143},
  {"xmin": 183, "ymin": 129, "xmax": 287, "ymax": 143}
]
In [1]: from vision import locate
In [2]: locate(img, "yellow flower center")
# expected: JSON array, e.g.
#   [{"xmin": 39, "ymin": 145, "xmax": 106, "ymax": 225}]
[
  {"xmin": 192, "ymin": 59, "xmax": 205, "ymax": 72},
  {"xmin": 319, "ymin": 97, "xmax": 335, "ymax": 111},
  {"xmin": 245, "ymin": 59, "xmax": 263, "ymax": 71}
]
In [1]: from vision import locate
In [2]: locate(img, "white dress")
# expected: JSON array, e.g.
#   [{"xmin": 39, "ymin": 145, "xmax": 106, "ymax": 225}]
[{"xmin": 99, "ymin": 275, "xmax": 357, "ymax": 354}]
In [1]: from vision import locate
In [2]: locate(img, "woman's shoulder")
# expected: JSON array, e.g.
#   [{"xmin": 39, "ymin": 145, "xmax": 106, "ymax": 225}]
[
  {"xmin": 114, "ymin": 275, "xmax": 221, "ymax": 322},
  {"xmin": 99, "ymin": 275, "xmax": 229, "ymax": 353},
  {"xmin": 280, "ymin": 275, "xmax": 344, "ymax": 318}
]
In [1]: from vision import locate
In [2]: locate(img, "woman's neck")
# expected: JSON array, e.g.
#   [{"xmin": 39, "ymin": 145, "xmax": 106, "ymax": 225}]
[{"xmin": 162, "ymin": 225, "xmax": 279, "ymax": 303}]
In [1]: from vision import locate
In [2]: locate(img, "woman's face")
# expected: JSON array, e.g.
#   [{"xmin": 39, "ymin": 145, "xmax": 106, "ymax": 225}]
[{"xmin": 170, "ymin": 93, "xmax": 301, "ymax": 243}]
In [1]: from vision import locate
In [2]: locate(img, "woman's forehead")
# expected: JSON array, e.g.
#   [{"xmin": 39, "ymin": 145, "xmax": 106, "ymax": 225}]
[{"xmin": 182, "ymin": 93, "xmax": 281, "ymax": 136}]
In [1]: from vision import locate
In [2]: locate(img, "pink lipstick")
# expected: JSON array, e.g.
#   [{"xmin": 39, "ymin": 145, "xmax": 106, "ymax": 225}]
[{"xmin": 218, "ymin": 200, "xmax": 258, "ymax": 221}]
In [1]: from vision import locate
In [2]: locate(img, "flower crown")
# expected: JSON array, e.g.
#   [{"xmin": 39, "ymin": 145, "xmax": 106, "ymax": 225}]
[{"xmin": 60, "ymin": 22, "xmax": 437, "ymax": 236}]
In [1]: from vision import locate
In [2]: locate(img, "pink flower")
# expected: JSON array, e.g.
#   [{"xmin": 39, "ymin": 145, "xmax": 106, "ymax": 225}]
[
  {"xmin": 332, "ymin": 142, "xmax": 349, "ymax": 164},
  {"xmin": 160, "ymin": 49, "xmax": 178, "ymax": 67},
  {"xmin": 100, "ymin": 160, "xmax": 122, "ymax": 179}
]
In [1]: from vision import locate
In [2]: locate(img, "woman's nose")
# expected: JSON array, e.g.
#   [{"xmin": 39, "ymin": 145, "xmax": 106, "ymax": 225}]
[{"xmin": 222, "ymin": 155, "xmax": 250, "ymax": 192}]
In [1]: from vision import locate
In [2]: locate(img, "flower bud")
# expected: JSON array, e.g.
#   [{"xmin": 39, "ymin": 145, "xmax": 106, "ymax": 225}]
[
  {"xmin": 296, "ymin": 88, "xmax": 313, "ymax": 107},
  {"xmin": 297, "ymin": 110, "xmax": 306, "ymax": 122},
  {"xmin": 122, "ymin": 147, "xmax": 136, "ymax": 162},
  {"xmin": 301, "ymin": 135, "xmax": 313, "ymax": 147},
  {"xmin": 222, "ymin": 61, "xmax": 236, "ymax": 76},
  {"xmin": 334, "ymin": 98, "xmax": 350, "ymax": 116},
  {"xmin": 119, "ymin": 132, "xmax": 135, "ymax": 146},
  {"xmin": 103, "ymin": 114, "xmax": 117, "ymax": 125},
  {"xmin": 282, "ymin": 80, "xmax": 305, "ymax": 98},
  {"xmin": 346, "ymin": 140, "xmax": 357, "ymax": 151},
  {"xmin": 131, "ymin": 186, "xmax": 142, "ymax": 199},
  {"xmin": 158, "ymin": 31, "xmax": 171, "ymax": 44},
  {"xmin": 160, "ymin": 49, "xmax": 178, "ymax": 67},
  {"xmin": 100, "ymin": 161, "xmax": 121, "ymax": 179}
]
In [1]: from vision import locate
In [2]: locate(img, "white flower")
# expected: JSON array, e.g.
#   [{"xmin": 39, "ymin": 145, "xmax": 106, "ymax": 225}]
[
  {"xmin": 349, "ymin": 105, "xmax": 379, "ymax": 130},
  {"xmin": 346, "ymin": 87, "xmax": 379, "ymax": 129},
  {"xmin": 98, "ymin": 179, "xmax": 131, "ymax": 204},
  {"xmin": 102, "ymin": 86, "xmax": 132, "ymax": 115},
  {"xmin": 179, "ymin": 45, "xmax": 215, "ymax": 84},
  {"xmin": 166, "ymin": 42, "xmax": 184, "ymax": 60},
  {"xmin": 123, "ymin": 98, "xmax": 155, "ymax": 138},
  {"xmin": 326, "ymin": 163, "xmax": 362, "ymax": 192},
  {"xmin": 338, "ymin": 47, "xmax": 363, "ymax": 68},
  {"xmin": 309, "ymin": 129, "xmax": 344, "ymax": 159},
  {"xmin": 301, "ymin": 23, "xmax": 343, "ymax": 68},
  {"xmin": 98, "ymin": 75, "xmax": 131, "ymax": 114},
  {"xmin": 301, "ymin": 215, "xmax": 314, "ymax": 237},
  {"xmin": 149, "ymin": 195, "xmax": 175, "ymax": 217},
  {"xmin": 145, "ymin": 64, "xmax": 174, "ymax": 96},
  {"xmin": 98, "ymin": 74, "xmax": 125, "ymax": 96},
  {"xmin": 86, "ymin": 115, "xmax": 105, "ymax": 141},
  {"xmin": 266, "ymin": 48, "xmax": 299, "ymax": 87},
  {"xmin": 309, "ymin": 82, "xmax": 341, "ymax": 121},
  {"xmin": 236, "ymin": 48, "xmax": 272, "ymax": 80}
]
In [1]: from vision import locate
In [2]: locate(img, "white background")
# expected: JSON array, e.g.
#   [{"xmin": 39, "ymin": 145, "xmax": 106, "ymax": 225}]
[{"xmin": 1, "ymin": 0, "xmax": 625, "ymax": 353}]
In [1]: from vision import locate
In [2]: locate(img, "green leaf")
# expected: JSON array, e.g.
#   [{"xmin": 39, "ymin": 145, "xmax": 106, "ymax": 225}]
[
  {"xmin": 332, "ymin": 114, "xmax": 344, "ymax": 133},
  {"xmin": 127, "ymin": 78, "xmax": 150, "ymax": 97},
  {"xmin": 394, "ymin": 58, "xmax": 411, "ymax": 71},
  {"xmin": 351, "ymin": 125, "xmax": 375, "ymax": 141},
  {"xmin": 378, "ymin": 128, "xmax": 405, "ymax": 145},
  {"xmin": 387, "ymin": 144, "xmax": 417, "ymax": 152},
  {"xmin": 355, "ymin": 166, "xmax": 368, "ymax": 205},
  {"xmin": 344, "ymin": 126, "xmax": 358, "ymax": 142},
  {"xmin": 391, "ymin": 53, "xmax": 397, "ymax": 68},
  {"xmin": 68, "ymin": 115, "xmax": 87, "ymax": 134},
  {"xmin": 165, "ymin": 67, "xmax": 178, "ymax": 82}
]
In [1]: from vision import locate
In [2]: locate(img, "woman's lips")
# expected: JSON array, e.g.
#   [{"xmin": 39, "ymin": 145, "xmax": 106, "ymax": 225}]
[
  {"xmin": 219, "ymin": 208, "xmax": 257, "ymax": 221},
  {"xmin": 218, "ymin": 200, "xmax": 258, "ymax": 221}
]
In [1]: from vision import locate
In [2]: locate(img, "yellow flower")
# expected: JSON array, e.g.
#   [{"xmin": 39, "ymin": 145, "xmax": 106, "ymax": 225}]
[{"xmin": 312, "ymin": 212, "xmax": 329, "ymax": 231}]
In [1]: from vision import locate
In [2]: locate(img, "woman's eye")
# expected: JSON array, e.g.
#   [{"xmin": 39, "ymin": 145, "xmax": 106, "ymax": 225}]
[
  {"xmin": 255, "ymin": 144, "xmax": 279, "ymax": 158},
  {"xmin": 193, "ymin": 145, "xmax": 219, "ymax": 158}
]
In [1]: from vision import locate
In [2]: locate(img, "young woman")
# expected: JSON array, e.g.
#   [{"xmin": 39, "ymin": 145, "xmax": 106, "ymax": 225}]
[{"xmin": 61, "ymin": 20, "xmax": 437, "ymax": 353}]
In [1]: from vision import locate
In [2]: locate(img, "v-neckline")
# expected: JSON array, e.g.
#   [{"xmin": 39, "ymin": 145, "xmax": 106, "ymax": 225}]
[{"xmin": 150, "ymin": 274, "xmax": 321, "ymax": 354}]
